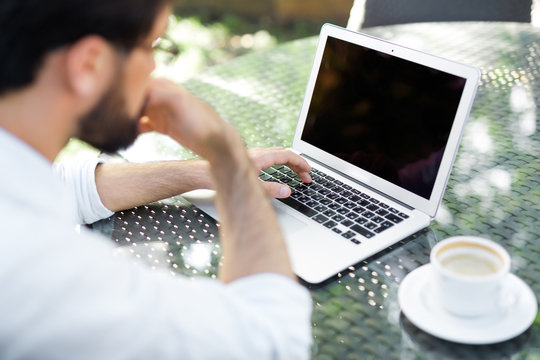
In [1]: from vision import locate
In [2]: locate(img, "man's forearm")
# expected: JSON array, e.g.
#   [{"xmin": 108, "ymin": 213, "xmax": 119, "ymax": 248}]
[
  {"xmin": 95, "ymin": 159, "xmax": 211, "ymax": 212},
  {"xmin": 94, "ymin": 146, "xmax": 296, "ymax": 282},
  {"xmin": 205, "ymin": 132, "xmax": 295, "ymax": 282}
]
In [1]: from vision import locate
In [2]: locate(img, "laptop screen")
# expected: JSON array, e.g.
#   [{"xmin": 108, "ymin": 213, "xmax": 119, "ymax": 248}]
[{"xmin": 301, "ymin": 36, "xmax": 466, "ymax": 200}]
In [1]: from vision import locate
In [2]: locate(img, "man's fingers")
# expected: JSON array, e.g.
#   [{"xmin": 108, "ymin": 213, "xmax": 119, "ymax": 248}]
[
  {"xmin": 250, "ymin": 148, "xmax": 313, "ymax": 183},
  {"xmin": 295, "ymin": 171, "xmax": 312, "ymax": 184},
  {"xmin": 261, "ymin": 181, "xmax": 291, "ymax": 198}
]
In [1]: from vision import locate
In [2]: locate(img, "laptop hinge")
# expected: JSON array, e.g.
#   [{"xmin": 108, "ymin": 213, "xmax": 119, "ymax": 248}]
[{"xmin": 301, "ymin": 154, "xmax": 415, "ymax": 211}]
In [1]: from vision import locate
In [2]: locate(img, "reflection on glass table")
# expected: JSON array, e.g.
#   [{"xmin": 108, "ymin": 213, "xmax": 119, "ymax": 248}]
[{"xmin": 93, "ymin": 22, "xmax": 540, "ymax": 359}]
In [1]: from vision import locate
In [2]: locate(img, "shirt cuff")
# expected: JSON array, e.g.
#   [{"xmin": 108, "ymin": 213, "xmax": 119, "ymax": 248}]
[
  {"xmin": 54, "ymin": 158, "xmax": 114, "ymax": 224},
  {"xmin": 85, "ymin": 160, "xmax": 114, "ymax": 223}
]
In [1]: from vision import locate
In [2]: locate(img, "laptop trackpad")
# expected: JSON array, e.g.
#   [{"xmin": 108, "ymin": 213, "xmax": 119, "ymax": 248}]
[{"xmin": 274, "ymin": 206, "xmax": 309, "ymax": 234}]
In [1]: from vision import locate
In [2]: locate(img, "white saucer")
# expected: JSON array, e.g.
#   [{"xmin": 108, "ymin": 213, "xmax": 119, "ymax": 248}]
[{"xmin": 398, "ymin": 264, "xmax": 537, "ymax": 344}]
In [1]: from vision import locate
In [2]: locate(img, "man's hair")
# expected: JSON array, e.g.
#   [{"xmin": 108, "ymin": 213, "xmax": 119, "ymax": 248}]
[{"xmin": 0, "ymin": 0, "xmax": 169, "ymax": 95}]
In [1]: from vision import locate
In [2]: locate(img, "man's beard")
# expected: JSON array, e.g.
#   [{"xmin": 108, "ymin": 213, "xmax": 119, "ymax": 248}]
[{"xmin": 75, "ymin": 76, "xmax": 141, "ymax": 154}]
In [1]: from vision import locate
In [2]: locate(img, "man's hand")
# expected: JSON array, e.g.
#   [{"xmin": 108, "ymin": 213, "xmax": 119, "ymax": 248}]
[
  {"xmin": 248, "ymin": 147, "xmax": 312, "ymax": 198},
  {"xmin": 139, "ymin": 78, "xmax": 234, "ymax": 160},
  {"xmin": 136, "ymin": 77, "xmax": 298, "ymax": 282}
]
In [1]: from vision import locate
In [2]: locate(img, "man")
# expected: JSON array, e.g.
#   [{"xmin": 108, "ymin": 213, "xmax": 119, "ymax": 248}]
[{"xmin": 0, "ymin": 0, "xmax": 313, "ymax": 358}]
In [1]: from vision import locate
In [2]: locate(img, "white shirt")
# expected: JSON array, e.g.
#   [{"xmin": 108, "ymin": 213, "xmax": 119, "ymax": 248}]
[{"xmin": 0, "ymin": 127, "xmax": 313, "ymax": 360}]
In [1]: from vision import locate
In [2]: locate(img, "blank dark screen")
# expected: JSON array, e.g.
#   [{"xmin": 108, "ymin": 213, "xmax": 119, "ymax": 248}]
[{"xmin": 301, "ymin": 37, "xmax": 466, "ymax": 199}]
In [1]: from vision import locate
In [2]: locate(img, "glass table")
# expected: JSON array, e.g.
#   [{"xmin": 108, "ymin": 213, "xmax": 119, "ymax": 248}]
[{"xmin": 93, "ymin": 22, "xmax": 540, "ymax": 359}]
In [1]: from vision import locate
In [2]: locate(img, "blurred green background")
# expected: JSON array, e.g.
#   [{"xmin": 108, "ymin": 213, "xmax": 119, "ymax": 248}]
[{"xmin": 160, "ymin": 0, "xmax": 352, "ymax": 82}]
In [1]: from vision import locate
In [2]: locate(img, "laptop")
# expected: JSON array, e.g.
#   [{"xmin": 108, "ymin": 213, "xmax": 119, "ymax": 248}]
[{"xmin": 187, "ymin": 24, "xmax": 480, "ymax": 284}]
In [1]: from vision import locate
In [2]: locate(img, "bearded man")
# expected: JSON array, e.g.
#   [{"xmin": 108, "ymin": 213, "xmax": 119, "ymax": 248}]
[{"xmin": 0, "ymin": 1, "xmax": 313, "ymax": 358}]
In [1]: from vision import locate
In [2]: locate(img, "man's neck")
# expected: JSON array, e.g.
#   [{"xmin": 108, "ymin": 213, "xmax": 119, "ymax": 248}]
[{"xmin": 0, "ymin": 86, "xmax": 72, "ymax": 163}]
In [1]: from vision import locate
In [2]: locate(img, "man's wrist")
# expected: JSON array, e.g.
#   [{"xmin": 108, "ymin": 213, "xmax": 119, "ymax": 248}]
[{"xmin": 201, "ymin": 127, "xmax": 248, "ymax": 168}]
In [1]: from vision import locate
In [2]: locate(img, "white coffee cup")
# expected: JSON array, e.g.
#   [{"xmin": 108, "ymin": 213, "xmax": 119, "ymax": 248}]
[{"xmin": 430, "ymin": 236, "xmax": 511, "ymax": 317}]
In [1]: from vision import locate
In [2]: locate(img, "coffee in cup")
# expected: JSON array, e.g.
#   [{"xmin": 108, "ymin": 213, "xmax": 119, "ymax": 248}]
[{"xmin": 430, "ymin": 236, "xmax": 510, "ymax": 317}]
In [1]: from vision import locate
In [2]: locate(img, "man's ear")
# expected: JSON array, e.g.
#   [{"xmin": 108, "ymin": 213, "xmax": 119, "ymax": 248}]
[{"xmin": 64, "ymin": 35, "xmax": 114, "ymax": 98}]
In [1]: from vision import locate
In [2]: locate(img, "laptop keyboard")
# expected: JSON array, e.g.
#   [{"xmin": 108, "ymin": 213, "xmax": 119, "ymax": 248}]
[{"xmin": 259, "ymin": 165, "xmax": 410, "ymax": 245}]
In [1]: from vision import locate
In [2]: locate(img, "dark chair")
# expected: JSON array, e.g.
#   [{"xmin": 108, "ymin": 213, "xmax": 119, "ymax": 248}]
[{"xmin": 347, "ymin": 0, "xmax": 536, "ymax": 30}]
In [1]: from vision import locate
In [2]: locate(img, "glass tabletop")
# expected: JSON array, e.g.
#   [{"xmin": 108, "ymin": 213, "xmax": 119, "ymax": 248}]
[{"xmin": 93, "ymin": 22, "xmax": 540, "ymax": 359}]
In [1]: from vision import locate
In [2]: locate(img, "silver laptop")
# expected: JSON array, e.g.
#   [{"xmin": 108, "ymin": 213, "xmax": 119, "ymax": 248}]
[{"xmin": 188, "ymin": 24, "xmax": 480, "ymax": 284}]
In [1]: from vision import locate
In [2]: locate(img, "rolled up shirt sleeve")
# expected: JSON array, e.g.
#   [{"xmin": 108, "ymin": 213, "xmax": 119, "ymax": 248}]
[
  {"xmin": 151, "ymin": 272, "xmax": 313, "ymax": 360},
  {"xmin": 54, "ymin": 159, "xmax": 114, "ymax": 224}
]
